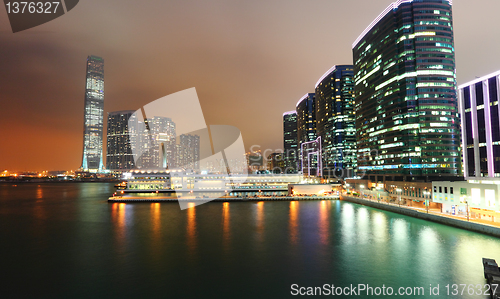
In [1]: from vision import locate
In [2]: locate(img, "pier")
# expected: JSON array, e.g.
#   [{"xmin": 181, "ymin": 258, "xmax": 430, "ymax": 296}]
[{"xmin": 108, "ymin": 195, "xmax": 339, "ymax": 203}]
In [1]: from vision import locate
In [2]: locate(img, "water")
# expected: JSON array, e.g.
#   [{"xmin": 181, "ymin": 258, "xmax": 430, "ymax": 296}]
[{"xmin": 1, "ymin": 182, "xmax": 500, "ymax": 298}]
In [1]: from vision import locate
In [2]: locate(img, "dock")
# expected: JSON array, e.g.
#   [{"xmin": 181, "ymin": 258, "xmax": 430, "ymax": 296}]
[{"xmin": 108, "ymin": 195, "xmax": 339, "ymax": 203}]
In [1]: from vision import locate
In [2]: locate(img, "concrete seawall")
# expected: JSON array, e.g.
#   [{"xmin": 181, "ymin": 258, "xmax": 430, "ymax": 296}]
[{"xmin": 341, "ymin": 195, "xmax": 500, "ymax": 238}]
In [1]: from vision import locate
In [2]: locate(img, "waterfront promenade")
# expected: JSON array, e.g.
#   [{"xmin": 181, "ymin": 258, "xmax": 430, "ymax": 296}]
[{"xmin": 341, "ymin": 193, "xmax": 500, "ymax": 237}]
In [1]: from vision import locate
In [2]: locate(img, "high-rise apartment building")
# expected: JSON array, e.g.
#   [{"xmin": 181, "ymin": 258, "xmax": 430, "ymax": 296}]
[
  {"xmin": 459, "ymin": 71, "xmax": 500, "ymax": 178},
  {"xmin": 315, "ymin": 65, "xmax": 356, "ymax": 178},
  {"xmin": 267, "ymin": 152, "xmax": 285, "ymax": 174},
  {"xmin": 177, "ymin": 134, "xmax": 200, "ymax": 170},
  {"xmin": 283, "ymin": 111, "xmax": 298, "ymax": 173},
  {"xmin": 144, "ymin": 116, "xmax": 177, "ymax": 169},
  {"xmin": 106, "ymin": 111, "xmax": 137, "ymax": 170},
  {"xmin": 81, "ymin": 55, "xmax": 105, "ymax": 172},
  {"xmin": 352, "ymin": 0, "xmax": 460, "ymax": 182}
]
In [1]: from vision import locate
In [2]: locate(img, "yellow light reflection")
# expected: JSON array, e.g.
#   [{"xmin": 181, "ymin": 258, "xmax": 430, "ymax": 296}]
[
  {"xmin": 111, "ymin": 203, "xmax": 127, "ymax": 253},
  {"xmin": 289, "ymin": 201, "xmax": 299, "ymax": 244},
  {"xmin": 150, "ymin": 203, "xmax": 161, "ymax": 259},
  {"xmin": 319, "ymin": 200, "xmax": 329, "ymax": 245},
  {"xmin": 256, "ymin": 201, "xmax": 264, "ymax": 242},
  {"xmin": 36, "ymin": 185, "xmax": 43, "ymax": 200},
  {"xmin": 34, "ymin": 185, "xmax": 45, "ymax": 219},
  {"xmin": 187, "ymin": 202, "xmax": 197, "ymax": 255},
  {"xmin": 222, "ymin": 202, "xmax": 230, "ymax": 248}
]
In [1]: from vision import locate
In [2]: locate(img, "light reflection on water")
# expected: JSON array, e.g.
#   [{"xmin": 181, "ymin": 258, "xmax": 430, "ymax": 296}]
[
  {"xmin": 289, "ymin": 201, "xmax": 299, "ymax": 245},
  {"xmin": 186, "ymin": 202, "xmax": 197, "ymax": 257},
  {"xmin": 318, "ymin": 200, "xmax": 329, "ymax": 245},
  {"xmin": 222, "ymin": 202, "xmax": 230, "ymax": 250},
  {"xmin": 150, "ymin": 203, "xmax": 161, "ymax": 259}
]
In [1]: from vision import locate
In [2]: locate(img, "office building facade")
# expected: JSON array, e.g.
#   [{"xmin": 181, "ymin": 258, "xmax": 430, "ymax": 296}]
[
  {"xmin": 315, "ymin": 65, "xmax": 357, "ymax": 178},
  {"xmin": 106, "ymin": 110, "xmax": 137, "ymax": 170},
  {"xmin": 296, "ymin": 93, "xmax": 317, "ymax": 145},
  {"xmin": 352, "ymin": 0, "xmax": 460, "ymax": 182},
  {"xmin": 81, "ymin": 55, "xmax": 105, "ymax": 172},
  {"xmin": 283, "ymin": 111, "xmax": 298, "ymax": 173},
  {"xmin": 296, "ymin": 93, "xmax": 317, "ymax": 173},
  {"xmin": 459, "ymin": 71, "xmax": 500, "ymax": 178}
]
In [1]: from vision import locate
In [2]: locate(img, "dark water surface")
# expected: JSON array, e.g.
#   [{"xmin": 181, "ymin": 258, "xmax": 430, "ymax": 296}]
[{"xmin": 1, "ymin": 182, "xmax": 500, "ymax": 298}]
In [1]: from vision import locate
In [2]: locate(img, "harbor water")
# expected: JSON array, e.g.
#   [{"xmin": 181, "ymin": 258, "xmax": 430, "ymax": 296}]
[{"xmin": 1, "ymin": 182, "xmax": 500, "ymax": 298}]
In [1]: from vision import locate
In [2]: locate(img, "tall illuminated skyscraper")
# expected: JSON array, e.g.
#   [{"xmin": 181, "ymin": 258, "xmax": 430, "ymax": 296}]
[
  {"xmin": 296, "ymin": 93, "xmax": 317, "ymax": 174},
  {"xmin": 81, "ymin": 55, "xmax": 104, "ymax": 172},
  {"xmin": 353, "ymin": 0, "xmax": 461, "ymax": 182},
  {"xmin": 106, "ymin": 110, "xmax": 136, "ymax": 170},
  {"xmin": 283, "ymin": 111, "xmax": 298, "ymax": 173},
  {"xmin": 296, "ymin": 93, "xmax": 316, "ymax": 145},
  {"xmin": 315, "ymin": 65, "xmax": 356, "ymax": 178}
]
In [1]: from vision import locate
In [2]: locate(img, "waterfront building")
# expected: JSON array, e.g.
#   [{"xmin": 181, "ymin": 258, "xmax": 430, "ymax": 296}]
[
  {"xmin": 123, "ymin": 170, "xmax": 302, "ymax": 197},
  {"xmin": 106, "ymin": 110, "xmax": 137, "ymax": 170},
  {"xmin": 81, "ymin": 55, "xmax": 105, "ymax": 172},
  {"xmin": 177, "ymin": 134, "xmax": 200, "ymax": 170},
  {"xmin": 352, "ymin": 0, "xmax": 461, "ymax": 183},
  {"xmin": 283, "ymin": 111, "xmax": 298, "ymax": 173},
  {"xmin": 296, "ymin": 93, "xmax": 317, "ymax": 173},
  {"xmin": 315, "ymin": 65, "xmax": 356, "ymax": 179},
  {"xmin": 458, "ymin": 70, "xmax": 500, "ymax": 178},
  {"xmin": 432, "ymin": 180, "xmax": 500, "ymax": 223}
]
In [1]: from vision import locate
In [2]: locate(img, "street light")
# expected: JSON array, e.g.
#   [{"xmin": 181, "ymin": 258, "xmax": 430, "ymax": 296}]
[{"xmin": 466, "ymin": 200, "xmax": 469, "ymax": 221}]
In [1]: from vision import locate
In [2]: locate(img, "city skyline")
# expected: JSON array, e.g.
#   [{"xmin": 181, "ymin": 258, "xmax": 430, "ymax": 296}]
[{"xmin": 1, "ymin": 0, "xmax": 500, "ymax": 171}]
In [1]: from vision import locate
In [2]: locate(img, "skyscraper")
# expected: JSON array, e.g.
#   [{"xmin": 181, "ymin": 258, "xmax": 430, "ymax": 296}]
[
  {"xmin": 177, "ymin": 134, "xmax": 200, "ymax": 170},
  {"xmin": 81, "ymin": 55, "xmax": 104, "ymax": 172},
  {"xmin": 296, "ymin": 93, "xmax": 317, "ymax": 173},
  {"xmin": 267, "ymin": 152, "xmax": 285, "ymax": 174},
  {"xmin": 296, "ymin": 93, "xmax": 316, "ymax": 145},
  {"xmin": 106, "ymin": 111, "xmax": 136, "ymax": 170},
  {"xmin": 283, "ymin": 111, "xmax": 298, "ymax": 173},
  {"xmin": 145, "ymin": 116, "xmax": 176, "ymax": 169},
  {"xmin": 352, "ymin": 0, "xmax": 460, "ymax": 182},
  {"xmin": 315, "ymin": 65, "xmax": 356, "ymax": 178},
  {"xmin": 459, "ymin": 71, "xmax": 500, "ymax": 178}
]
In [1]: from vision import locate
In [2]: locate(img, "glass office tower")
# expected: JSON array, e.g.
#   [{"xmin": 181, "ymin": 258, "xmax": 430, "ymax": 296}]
[
  {"xmin": 459, "ymin": 71, "xmax": 500, "ymax": 178},
  {"xmin": 106, "ymin": 110, "xmax": 136, "ymax": 170},
  {"xmin": 296, "ymin": 93, "xmax": 316, "ymax": 145},
  {"xmin": 296, "ymin": 93, "xmax": 317, "ymax": 173},
  {"xmin": 81, "ymin": 55, "xmax": 105, "ymax": 172},
  {"xmin": 315, "ymin": 65, "xmax": 356, "ymax": 178},
  {"xmin": 352, "ymin": 0, "xmax": 460, "ymax": 182},
  {"xmin": 283, "ymin": 111, "xmax": 298, "ymax": 173}
]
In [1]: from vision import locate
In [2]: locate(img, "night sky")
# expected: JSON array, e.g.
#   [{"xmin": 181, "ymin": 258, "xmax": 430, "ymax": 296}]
[{"xmin": 0, "ymin": 0, "xmax": 498, "ymax": 171}]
